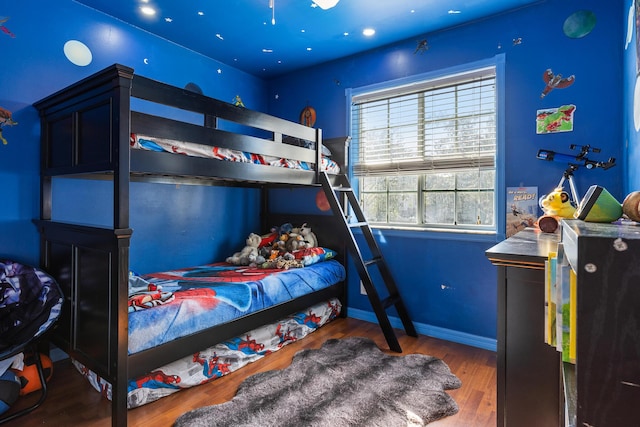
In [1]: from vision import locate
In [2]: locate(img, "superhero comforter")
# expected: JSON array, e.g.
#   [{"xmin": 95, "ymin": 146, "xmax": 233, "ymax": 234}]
[
  {"xmin": 127, "ymin": 259, "xmax": 345, "ymax": 354},
  {"xmin": 130, "ymin": 133, "xmax": 340, "ymax": 174},
  {"xmin": 75, "ymin": 296, "xmax": 342, "ymax": 408}
]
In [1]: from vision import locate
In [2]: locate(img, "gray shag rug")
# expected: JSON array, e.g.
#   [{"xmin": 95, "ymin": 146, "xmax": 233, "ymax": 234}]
[{"xmin": 174, "ymin": 336, "xmax": 462, "ymax": 427}]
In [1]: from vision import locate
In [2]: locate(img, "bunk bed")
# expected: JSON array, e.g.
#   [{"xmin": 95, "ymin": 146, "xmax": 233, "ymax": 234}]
[{"xmin": 33, "ymin": 64, "xmax": 348, "ymax": 426}]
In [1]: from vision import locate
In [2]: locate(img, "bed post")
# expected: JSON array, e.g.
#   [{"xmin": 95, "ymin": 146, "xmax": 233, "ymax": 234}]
[
  {"xmin": 111, "ymin": 66, "xmax": 134, "ymax": 427},
  {"xmin": 34, "ymin": 64, "xmax": 135, "ymax": 427}
]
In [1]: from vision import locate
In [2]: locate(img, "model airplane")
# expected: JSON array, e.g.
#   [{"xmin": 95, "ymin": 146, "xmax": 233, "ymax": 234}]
[
  {"xmin": 540, "ymin": 68, "xmax": 575, "ymax": 98},
  {"xmin": 0, "ymin": 106, "xmax": 17, "ymax": 145},
  {"xmin": 414, "ymin": 39, "xmax": 429, "ymax": 54},
  {"xmin": 0, "ymin": 17, "xmax": 15, "ymax": 38}
]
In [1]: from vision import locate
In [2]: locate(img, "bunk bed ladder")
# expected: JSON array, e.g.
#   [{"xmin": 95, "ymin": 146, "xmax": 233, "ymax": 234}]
[{"xmin": 319, "ymin": 172, "xmax": 417, "ymax": 352}]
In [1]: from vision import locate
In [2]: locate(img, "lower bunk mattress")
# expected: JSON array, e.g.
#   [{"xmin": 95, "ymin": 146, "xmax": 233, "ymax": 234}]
[
  {"xmin": 127, "ymin": 258, "xmax": 345, "ymax": 354},
  {"xmin": 72, "ymin": 258, "xmax": 345, "ymax": 408},
  {"xmin": 74, "ymin": 297, "xmax": 342, "ymax": 408}
]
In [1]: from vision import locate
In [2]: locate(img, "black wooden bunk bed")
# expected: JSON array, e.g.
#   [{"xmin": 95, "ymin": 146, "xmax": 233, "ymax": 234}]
[{"xmin": 33, "ymin": 64, "xmax": 348, "ymax": 426}]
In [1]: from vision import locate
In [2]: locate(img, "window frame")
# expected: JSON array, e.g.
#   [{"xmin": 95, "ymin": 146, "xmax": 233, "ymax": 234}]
[{"xmin": 346, "ymin": 55, "xmax": 506, "ymax": 235}]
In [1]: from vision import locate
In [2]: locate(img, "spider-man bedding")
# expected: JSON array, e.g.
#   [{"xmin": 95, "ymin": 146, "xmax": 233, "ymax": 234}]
[
  {"xmin": 74, "ymin": 257, "xmax": 345, "ymax": 408},
  {"xmin": 130, "ymin": 133, "xmax": 340, "ymax": 174},
  {"xmin": 75, "ymin": 297, "xmax": 342, "ymax": 408},
  {"xmin": 127, "ymin": 258, "xmax": 345, "ymax": 354}
]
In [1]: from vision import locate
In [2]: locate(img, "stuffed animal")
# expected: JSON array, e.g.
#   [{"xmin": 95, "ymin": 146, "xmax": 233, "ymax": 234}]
[
  {"xmin": 277, "ymin": 223, "xmax": 293, "ymax": 236},
  {"xmin": 537, "ymin": 188, "xmax": 577, "ymax": 233},
  {"xmin": 226, "ymin": 233, "xmax": 262, "ymax": 265},
  {"xmin": 539, "ymin": 188, "xmax": 576, "ymax": 218},
  {"xmin": 259, "ymin": 255, "xmax": 303, "ymax": 270},
  {"xmin": 285, "ymin": 232, "xmax": 305, "ymax": 252},
  {"xmin": 298, "ymin": 223, "xmax": 318, "ymax": 248},
  {"xmin": 276, "ymin": 258, "xmax": 303, "ymax": 269}
]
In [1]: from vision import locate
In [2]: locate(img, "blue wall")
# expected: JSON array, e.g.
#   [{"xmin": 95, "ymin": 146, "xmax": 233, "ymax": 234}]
[
  {"xmin": 0, "ymin": 0, "xmax": 628, "ymax": 350},
  {"xmin": 267, "ymin": 0, "xmax": 624, "ymax": 348},
  {"xmin": 0, "ymin": 1, "xmax": 266, "ymax": 271}
]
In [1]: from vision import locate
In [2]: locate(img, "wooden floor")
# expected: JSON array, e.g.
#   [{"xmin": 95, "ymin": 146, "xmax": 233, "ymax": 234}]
[{"xmin": 6, "ymin": 318, "xmax": 496, "ymax": 426}]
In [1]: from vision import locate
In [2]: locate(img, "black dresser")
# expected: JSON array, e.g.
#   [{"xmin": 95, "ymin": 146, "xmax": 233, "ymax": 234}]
[{"xmin": 486, "ymin": 228, "xmax": 563, "ymax": 427}]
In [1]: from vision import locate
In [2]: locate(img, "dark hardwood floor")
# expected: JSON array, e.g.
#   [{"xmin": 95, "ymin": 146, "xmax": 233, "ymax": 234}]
[{"xmin": 6, "ymin": 318, "xmax": 496, "ymax": 426}]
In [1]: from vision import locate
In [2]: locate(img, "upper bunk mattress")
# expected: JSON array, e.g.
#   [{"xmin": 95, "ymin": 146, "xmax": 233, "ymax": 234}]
[
  {"xmin": 130, "ymin": 134, "xmax": 340, "ymax": 173},
  {"xmin": 128, "ymin": 259, "xmax": 345, "ymax": 354}
]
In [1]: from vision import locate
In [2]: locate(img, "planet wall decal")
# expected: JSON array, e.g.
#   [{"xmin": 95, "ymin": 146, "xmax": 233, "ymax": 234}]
[
  {"xmin": 563, "ymin": 10, "xmax": 596, "ymax": 39},
  {"xmin": 184, "ymin": 82, "xmax": 203, "ymax": 95},
  {"xmin": 315, "ymin": 189, "xmax": 330, "ymax": 211},
  {"xmin": 64, "ymin": 40, "xmax": 92, "ymax": 66}
]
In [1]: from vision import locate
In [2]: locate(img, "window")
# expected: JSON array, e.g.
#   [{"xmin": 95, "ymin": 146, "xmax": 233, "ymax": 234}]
[{"xmin": 350, "ymin": 64, "xmax": 498, "ymax": 231}]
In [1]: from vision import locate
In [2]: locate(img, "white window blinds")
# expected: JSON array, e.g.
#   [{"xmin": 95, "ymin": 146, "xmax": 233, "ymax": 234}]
[{"xmin": 351, "ymin": 67, "xmax": 496, "ymax": 175}]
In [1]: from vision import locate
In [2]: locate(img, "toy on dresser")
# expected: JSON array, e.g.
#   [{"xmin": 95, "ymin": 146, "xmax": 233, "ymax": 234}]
[{"xmin": 537, "ymin": 188, "xmax": 576, "ymax": 233}]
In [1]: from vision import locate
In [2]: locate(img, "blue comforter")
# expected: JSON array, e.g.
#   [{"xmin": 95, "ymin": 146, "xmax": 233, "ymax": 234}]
[{"xmin": 128, "ymin": 261, "xmax": 345, "ymax": 354}]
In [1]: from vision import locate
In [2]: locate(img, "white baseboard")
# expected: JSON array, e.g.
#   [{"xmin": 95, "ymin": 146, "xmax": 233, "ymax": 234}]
[{"xmin": 347, "ymin": 308, "xmax": 497, "ymax": 352}]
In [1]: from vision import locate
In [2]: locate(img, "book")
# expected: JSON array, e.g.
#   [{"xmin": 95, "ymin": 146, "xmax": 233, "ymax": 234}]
[
  {"xmin": 568, "ymin": 268, "xmax": 577, "ymax": 363},
  {"xmin": 545, "ymin": 251, "xmax": 558, "ymax": 347},
  {"xmin": 553, "ymin": 243, "xmax": 576, "ymax": 364},
  {"xmin": 506, "ymin": 186, "xmax": 538, "ymax": 237}
]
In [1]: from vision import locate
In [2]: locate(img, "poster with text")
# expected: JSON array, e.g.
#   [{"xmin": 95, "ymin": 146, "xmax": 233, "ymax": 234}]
[{"xmin": 506, "ymin": 186, "xmax": 538, "ymax": 237}]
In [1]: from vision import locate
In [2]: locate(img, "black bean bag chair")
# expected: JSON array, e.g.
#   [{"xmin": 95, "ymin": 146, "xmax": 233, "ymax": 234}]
[{"xmin": 0, "ymin": 260, "xmax": 63, "ymax": 423}]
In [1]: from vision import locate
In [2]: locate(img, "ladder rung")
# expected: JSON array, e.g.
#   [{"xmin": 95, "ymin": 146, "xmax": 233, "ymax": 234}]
[
  {"xmin": 332, "ymin": 186, "xmax": 352, "ymax": 192},
  {"xmin": 381, "ymin": 295, "xmax": 401, "ymax": 309},
  {"xmin": 348, "ymin": 221, "xmax": 368, "ymax": 228},
  {"xmin": 319, "ymin": 171, "xmax": 415, "ymax": 351},
  {"xmin": 363, "ymin": 256, "xmax": 382, "ymax": 267}
]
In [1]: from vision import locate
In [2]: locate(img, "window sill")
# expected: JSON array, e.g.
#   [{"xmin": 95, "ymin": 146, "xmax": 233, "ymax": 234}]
[{"xmin": 354, "ymin": 225, "xmax": 498, "ymax": 243}]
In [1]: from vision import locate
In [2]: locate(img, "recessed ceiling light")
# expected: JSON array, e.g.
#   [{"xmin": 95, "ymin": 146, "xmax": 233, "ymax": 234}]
[
  {"xmin": 306, "ymin": 47, "xmax": 312, "ymax": 51},
  {"xmin": 301, "ymin": 29, "xmax": 306, "ymax": 33},
  {"xmin": 363, "ymin": 28, "xmax": 375, "ymax": 37},
  {"xmin": 343, "ymin": 32, "xmax": 349, "ymax": 36},
  {"xmin": 140, "ymin": 6, "xmax": 156, "ymax": 16},
  {"xmin": 198, "ymin": 11, "xmax": 204, "ymax": 16},
  {"xmin": 262, "ymin": 48, "xmax": 273, "ymax": 53},
  {"xmin": 312, "ymin": 0, "xmax": 340, "ymax": 10},
  {"xmin": 448, "ymin": 10, "xmax": 461, "ymax": 14},
  {"xmin": 215, "ymin": 33, "xmax": 223, "ymax": 40},
  {"xmin": 165, "ymin": 17, "xmax": 172, "ymax": 22}
]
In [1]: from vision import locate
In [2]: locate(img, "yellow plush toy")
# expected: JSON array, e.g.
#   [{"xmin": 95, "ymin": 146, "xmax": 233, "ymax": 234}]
[
  {"xmin": 539, "ymin": 188, "xmax": 576, "ymax": 218},
  {"xmin": 537, "ymin": 188, "xmax": 576, "ymax": 233}
]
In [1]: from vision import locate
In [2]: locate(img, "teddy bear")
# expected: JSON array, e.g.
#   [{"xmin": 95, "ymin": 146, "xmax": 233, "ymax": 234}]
[{"xmin": 226, "ymin": 233, "xmax": 262, "ymax": 265}]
